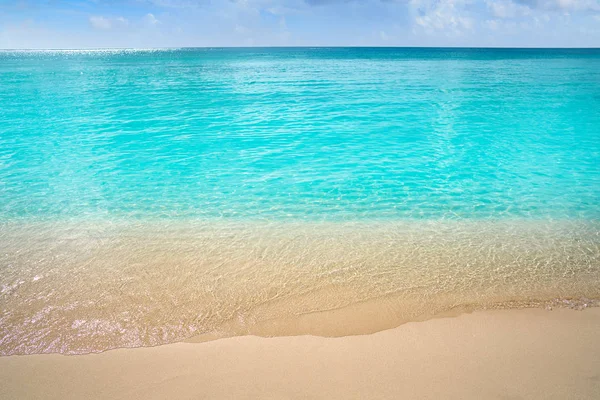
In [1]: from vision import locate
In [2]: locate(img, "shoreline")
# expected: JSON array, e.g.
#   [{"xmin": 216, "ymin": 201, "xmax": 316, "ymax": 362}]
[
  {"xmin": 185, "ymin": 296, "xmax": 600, "ymax": 344},
  {"xmin": 1, "ymin": 307, "xmax": 600, "ymax": 399}
]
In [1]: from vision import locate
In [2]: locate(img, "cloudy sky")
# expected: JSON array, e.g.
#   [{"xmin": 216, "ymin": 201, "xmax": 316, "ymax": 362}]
[{"xmin": 0, "ymin": 0, "xmax": 599, "ymax": 48}]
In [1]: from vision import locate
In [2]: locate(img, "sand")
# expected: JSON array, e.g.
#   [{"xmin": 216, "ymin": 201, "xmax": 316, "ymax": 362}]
[{"xmin": 0, "ymin": 307, "xmax": 599, "ymax": 400}]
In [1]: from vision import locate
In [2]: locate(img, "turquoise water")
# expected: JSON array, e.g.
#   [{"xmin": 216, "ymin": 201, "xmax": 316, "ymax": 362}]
[
  {"xmin": 1, "ymin": 48, "xmax": 599, "ymax": 220},
  {"xmin": 1, "ymin": 48, "xmax": 600, "ymax": 355}
]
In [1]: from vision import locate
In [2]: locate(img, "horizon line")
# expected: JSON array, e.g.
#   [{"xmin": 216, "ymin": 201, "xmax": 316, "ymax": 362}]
[{"xmin": 2, "ymin": 45, "xmax": 600, "ymax": 51}]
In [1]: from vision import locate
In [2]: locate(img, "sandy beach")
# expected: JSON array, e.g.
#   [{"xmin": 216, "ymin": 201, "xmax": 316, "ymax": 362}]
[{"xmin": 1, "ymin": 307, "xmax": 599, "ymax": 400}]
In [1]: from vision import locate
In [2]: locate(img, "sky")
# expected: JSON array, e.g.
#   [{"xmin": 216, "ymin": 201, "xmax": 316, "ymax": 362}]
[{"xmin": 0, "ymin": 0, "xmax": 599, "ymax": 48}]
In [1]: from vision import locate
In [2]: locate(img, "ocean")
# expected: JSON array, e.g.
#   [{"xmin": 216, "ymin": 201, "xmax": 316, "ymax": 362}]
[{"xmin": 1, "ymin": 48, "xmax": 599, "ymax": 354}]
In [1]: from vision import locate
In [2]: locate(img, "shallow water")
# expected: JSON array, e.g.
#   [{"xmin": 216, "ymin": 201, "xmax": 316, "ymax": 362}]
[
  {"xmin": 1, "ymin": 219, "xmax": 599, "ymax": 355},
  {"xmin": 0, "ymin": 48, "xmax": 599, "ymax": 354},
  {"xmin": 1, "ymin": 48, "xmax": 600, "ymax": 220}
]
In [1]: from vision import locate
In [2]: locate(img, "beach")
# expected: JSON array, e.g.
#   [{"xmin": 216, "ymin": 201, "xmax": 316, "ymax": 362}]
[
  {"xmin": 1, "ymin": 307, "xmax": 599, "ymax": 400},
  {"xmin": 1, "ymin": 47, "xmax": 600, "ymax": 398}
]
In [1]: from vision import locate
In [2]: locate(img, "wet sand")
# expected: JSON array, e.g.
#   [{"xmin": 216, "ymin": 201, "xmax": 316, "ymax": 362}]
[{"xmin": 1, "ymin": 307, "xmax": 599, "ymax": 400}]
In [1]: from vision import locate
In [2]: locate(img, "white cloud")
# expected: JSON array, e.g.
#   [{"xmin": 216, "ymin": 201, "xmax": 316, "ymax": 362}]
[
  {"xmin": 89, "ymin": 16, "xmax": 129, "ymax": 30},
  {"xmin": 513, "ymin": 0, "xmax": 600, "ymax": 12},
  {"xmin": 116, "ymin": 17, "xmax": 130, "ymax": 27},
  {"xmin": 554, "ymin": 0, "xmax": 600, "ymax": 11},
  {"xmin": 89, "ymin": 16, "xmax": 112, "ymax": 30},
  {"xmin": 144, "ymin": 0, "xmax": 202, "ymax": 8},
  {"xmin": 411, "ymin": 0, "xmax": 474, "ymax": 35},
  {"xmin": 266, "ymin": 5, "xmax": 304, "ymax": 15},
  {"xmin": 144, "ymin": 13, "xmax": 160, "ymax": 25},
  {"xmin": 487, "ymin": 0, "xmax": 532, "ymax": 18}
]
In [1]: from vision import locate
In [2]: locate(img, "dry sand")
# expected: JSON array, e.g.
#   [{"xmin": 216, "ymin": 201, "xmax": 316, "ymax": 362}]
[{"xmin": 1, "ymin": 307, "xmax": 599, "ymax": 400}]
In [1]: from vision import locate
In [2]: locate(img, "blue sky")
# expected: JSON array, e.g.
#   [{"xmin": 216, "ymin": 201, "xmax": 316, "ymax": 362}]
[{"xmin": 0, "ymin": 0, "xmax": 599, "ymax": 48}]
